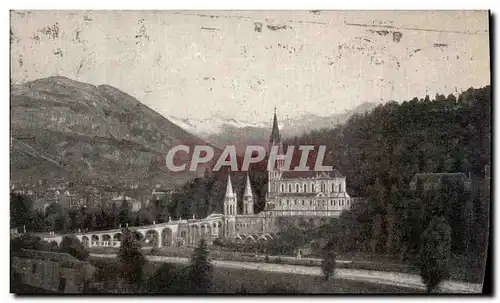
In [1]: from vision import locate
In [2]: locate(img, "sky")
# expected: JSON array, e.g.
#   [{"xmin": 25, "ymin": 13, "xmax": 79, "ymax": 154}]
[{"xmin": 10, "ymin": 10, "xmax": 490, "ymax": 123}]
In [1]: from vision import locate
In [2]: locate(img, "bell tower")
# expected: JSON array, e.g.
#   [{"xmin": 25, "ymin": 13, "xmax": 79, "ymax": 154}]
[
  {"xmin": 267, "ymin": 107, "xmax": 284, "ymax": 197},
  {"xmin": 223, "ymin": 174, "xmax": 237, "ymax": 216},
  {"xmin": 223, "ymin": 173, "xmax": 237, "ymax": 238}
]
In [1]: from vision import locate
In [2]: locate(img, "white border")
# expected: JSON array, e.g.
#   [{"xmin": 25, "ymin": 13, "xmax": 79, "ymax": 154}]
[{"xmin": 3, "ymin": 1, "xmax": 498, "ymax": 302}]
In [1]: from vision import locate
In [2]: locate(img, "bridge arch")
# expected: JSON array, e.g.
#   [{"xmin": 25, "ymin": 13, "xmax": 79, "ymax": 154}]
[
  {"xmin": 91, "ymin": 235, "xmax": 99, "ymax": 246},
  {"xmin": 161, "ymin": 228, "xmax": 173, "ymax": 247},
  {"xmin": 82, "ymin": 236, "xmax": 89, "ymax": 247},
  {"xmin": 192, "ymin": 224, "xmax": 201, "ymax": 245},
  {"xmin": 217, "ymin": 221, "xmax": 223, "ymax": 236},
  {"xmin": 201, "ymin": 223, "xmax": 211, "ymax": 240},
  {"xmin": 144, "ymin": 229, "xmax": 160, "ymax": 247},
  {"xmin": 113, "ymin": 233, "xmax": 122, "ymax": 247},
  {"xmin": 113, "ymin": 233, "xmax": 122, "ymax": 241},
  {"xmin": 102, "ymin": 234, "xmax": 112, "ymax": 246}
]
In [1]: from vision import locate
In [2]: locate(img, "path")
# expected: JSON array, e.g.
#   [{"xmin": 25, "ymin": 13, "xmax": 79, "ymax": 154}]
[{"xmin": 90, "ymin": 253, "xmax": 482, "ymax": 293}]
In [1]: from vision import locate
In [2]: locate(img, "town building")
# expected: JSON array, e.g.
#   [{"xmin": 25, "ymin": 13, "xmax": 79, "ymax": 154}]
[{"xmin": 107, "ymin": 195, "xmax": 143, "ymax": 212}]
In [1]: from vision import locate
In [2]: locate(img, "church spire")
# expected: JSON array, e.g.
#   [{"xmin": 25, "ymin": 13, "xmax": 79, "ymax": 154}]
[
  {"xmin": 269, "ymin": 107, "xmax": 280, "ymax": 145},
  {"xmin": 244, "ymin": 174, "xmax": 253, "ymax": 197},
  {"xmin": 225, "ymin": 174, "xmax": 235, "ymax": 198}
]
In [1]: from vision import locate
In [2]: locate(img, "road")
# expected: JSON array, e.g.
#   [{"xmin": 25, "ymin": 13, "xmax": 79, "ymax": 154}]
[{"xmin": 90, "ymin": 253, "xmax": 482, "ymax": 293}]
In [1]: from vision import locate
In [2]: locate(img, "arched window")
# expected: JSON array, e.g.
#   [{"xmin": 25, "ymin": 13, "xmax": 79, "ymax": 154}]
[
  {"xmin": 321, "ymin": 182, "xmax": 325, "ymax": 192},
  {"xmin": 287, "ymin": 200, "xmax": 290, "ymax": 205},
  {"xmin": 303, "ymin": 184, "xmax": 307, "ymax": 192},
  {"xmin": 338, "ymin": 184, "xmax": 341, "ymax": 192},
  {"xmin": 331, "ymin": 183, "xmax": 334, "ymax": 192},
  {"xmin": 301, "ymin": 200, "xmax": 304, "ymax": 206},
  {"xmin": 311, "ymin": 183, "xmax": 315, "ymax": 192},
  {"xmin": 288, "ymin": 184, "xmax": 292, "ymax": 192},
  {"xmin": 296, "ymin": 184, "xmax": 299, "ymax": 192},
  {"xmin": 281, "ymin": 184, "xmax": 285, "ymax": 192}
]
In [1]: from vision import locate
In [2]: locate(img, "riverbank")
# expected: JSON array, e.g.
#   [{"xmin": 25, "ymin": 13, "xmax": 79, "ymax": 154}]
[{"xmin": 90, "ymin": 253, "xmax": 482, "ymax": 293}]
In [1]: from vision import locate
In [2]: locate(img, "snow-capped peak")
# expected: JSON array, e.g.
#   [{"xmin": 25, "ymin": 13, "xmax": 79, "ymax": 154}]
[{"xmin": 167, "ymin": 114, "xmax": 270, "ymax": 136}]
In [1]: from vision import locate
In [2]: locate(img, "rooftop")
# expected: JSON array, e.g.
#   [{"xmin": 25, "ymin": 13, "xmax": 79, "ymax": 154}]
[{"xmin": 281, "ymin": 169, "xmax": 344, "ymax": 179}]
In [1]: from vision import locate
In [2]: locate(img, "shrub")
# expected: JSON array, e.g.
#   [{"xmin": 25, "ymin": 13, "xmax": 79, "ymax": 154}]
[{"xmin": 59, "ymin": 235, "xmax": 89, "ymax": 261}]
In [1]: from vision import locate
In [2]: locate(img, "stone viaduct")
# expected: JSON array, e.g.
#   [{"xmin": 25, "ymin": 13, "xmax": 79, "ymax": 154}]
[{"xmin": 42, "ymin": 214, "xmax": 226, "ymax": 248}]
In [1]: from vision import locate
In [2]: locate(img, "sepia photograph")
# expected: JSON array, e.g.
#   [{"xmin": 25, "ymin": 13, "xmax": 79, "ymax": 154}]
[{"xmin": 9, "ymin": 9, "xmax": 491, "ymax": 295}]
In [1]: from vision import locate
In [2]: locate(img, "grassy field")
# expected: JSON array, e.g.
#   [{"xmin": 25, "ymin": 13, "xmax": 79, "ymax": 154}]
[{"xmin": 88, "ymin": 256, "xmax": 423, "ymax": 294}]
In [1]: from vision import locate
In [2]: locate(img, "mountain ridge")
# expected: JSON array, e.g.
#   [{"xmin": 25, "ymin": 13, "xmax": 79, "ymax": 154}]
[
  {"xmin": 171, "ymin": 102, "xmax": 378, "ymax": 149},
  {"xmin": 10, "ymin": 76, "xmax": 212, "ymax": 189}
]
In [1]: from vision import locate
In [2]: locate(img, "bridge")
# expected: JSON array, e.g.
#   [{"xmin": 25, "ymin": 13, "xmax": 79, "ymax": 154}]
[{"xmin": 42, "ymin": 214, "xmax": 226, "ymax": 248}]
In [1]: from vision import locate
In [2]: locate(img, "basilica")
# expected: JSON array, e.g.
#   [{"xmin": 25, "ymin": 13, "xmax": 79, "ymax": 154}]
[{"xmin": 221, "ymin": 110, "xmax": 353, "ymax": 238}]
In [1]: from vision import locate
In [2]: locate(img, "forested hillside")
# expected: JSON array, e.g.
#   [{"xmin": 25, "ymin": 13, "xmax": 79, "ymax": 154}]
[{"xmin": 279, "ymin": 86, "xmax": 490, "ymax": 281}]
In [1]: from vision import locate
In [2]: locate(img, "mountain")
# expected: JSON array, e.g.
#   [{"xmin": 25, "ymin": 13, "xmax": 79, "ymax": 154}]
[
  {"xmin": 10, "ymin": 76, "xmax": 211, "ymax": 189},
  {"xmin": 279, "ymin": 102, "xmax": 378, "ymax": 137},
  {"xmin": 170, "ymin": 102, "xmax": 377, "ymax": 150}
]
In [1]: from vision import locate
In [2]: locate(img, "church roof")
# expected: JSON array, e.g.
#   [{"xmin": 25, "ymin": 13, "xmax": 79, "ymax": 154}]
[
  {"xmin": 281, "ymin": 169, "xmax": 344, "ymax": 179},
  {"xmin": 225, "ymin": 174, "xmax": 235, "ymax": 198},
  {"xmin": 277, "ymin": 192, "xmax": 350, "ymax": 198},
  {"xmin": 278, "ymin": 193, "xmax": 319, "ymax": 198},
  {"xmin": 244, "ymin": 174, "xmax": 253, "ymax": 197}
]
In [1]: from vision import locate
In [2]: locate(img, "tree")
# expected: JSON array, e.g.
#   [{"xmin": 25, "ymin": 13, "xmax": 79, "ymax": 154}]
[
  {"xmin": 157, "ymin": 196, "xmax": 170, "ymax": 223},
  {"xmin": 88, "ymin": 212, "xmax": 97, "ymax": 231},
  {"xmin": 70, "ymin": 208, "xmax": 84, "ymax": 231},
  {"xmin": 188, "ymin": 238, "xmax": 213, "ymax": 293},
  {"xmin": 320, "ymin": 241, "xmax": 336, "ymax": 281},
  {"xmin": 136, "ymin": 208, "xmax": 153, "ymax": 226},
  {"xmin": 59, "ymin": 235, "xmax": 89, "ymax": 261},
  {"xmin": 118, "ymin": 228, "xmax": 147, "ymax": 288},
  {"xmin": 110, "ymin": 202, "xmax": 119, "ymax": 229},
  {"xmin": 417, "ymin": 217, "xmax": 452, "ymax": 293},
  {"xmin": 119, "ymin": 197, "xmax": 130, "ymax": 226},
  {"xmin": 55, "ymin": 211, "xmax": 71, "ymax": 232},
  {"xmin": 370, "ymin": 214, "xmax": 383, "ymax": 255},
  {"xmin": 10, "ymin": 193, "xmax": 34, "ymax": 229},
  {"xmin": 146, "ymin": 198, "xmax": 158, "ymax": 222}
]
